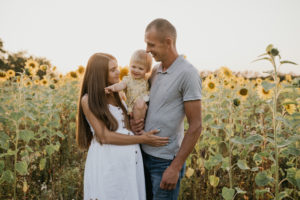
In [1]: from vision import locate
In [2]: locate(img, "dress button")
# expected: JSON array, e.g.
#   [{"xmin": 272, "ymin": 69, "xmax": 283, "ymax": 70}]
[
  {"xmin": 136, "ymin": 162, "xmax": 138, "ymax": 164},
  {"xmin": 135, "ymin": 151, "xmax": 137, "ymax": 154}
]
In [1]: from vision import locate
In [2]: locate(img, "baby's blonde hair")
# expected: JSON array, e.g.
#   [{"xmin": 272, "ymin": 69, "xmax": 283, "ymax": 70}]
[{"xmin": 130, "ymin": 50, "xmax": 152, "ymax": 72}]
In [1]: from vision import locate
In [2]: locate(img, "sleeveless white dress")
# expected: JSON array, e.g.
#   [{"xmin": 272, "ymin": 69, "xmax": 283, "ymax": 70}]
[{"xmin": 84, "ymin": 104, "xmax": 146, "ymax": 200}]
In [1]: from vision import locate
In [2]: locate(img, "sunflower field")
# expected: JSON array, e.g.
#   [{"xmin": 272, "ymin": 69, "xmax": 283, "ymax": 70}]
[{"xmin": 0, "ymin": 45, "xmax": 300, "ymax": 200}]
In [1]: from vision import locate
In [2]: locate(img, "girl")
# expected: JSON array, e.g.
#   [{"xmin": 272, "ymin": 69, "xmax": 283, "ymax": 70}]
[
  {"xmin": 76, "ymin": 53, "xmax": 168, "ymax": 200},
  {"xmin": 104, "ymin": 50, "xmax": 152, "ymax": 125}
]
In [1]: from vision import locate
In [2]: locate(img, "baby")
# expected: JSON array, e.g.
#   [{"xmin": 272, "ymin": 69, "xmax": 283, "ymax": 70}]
[{"xmin": 105, "ymin": 49, "xmax": 152, "ymax": 125}]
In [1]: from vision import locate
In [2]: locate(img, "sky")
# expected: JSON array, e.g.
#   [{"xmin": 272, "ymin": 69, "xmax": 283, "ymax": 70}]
[{"xmin": 0, "ymin": 0, "xmax": 300, "ymax": 75}]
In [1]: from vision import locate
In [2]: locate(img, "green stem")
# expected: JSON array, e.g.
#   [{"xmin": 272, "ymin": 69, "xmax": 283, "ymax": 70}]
[{"xmin": 271, "ymin": 56, "xmax": 279, "ymax": 200}]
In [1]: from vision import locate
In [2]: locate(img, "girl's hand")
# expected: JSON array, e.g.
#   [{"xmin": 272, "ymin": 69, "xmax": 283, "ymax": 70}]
[
  {"xmin": 104, "ymin": 85, "xmax": 114, "ymax": 94},
  {"xmin": 142, "ymin": 129, "xmax": 169, "ymax": 147}
]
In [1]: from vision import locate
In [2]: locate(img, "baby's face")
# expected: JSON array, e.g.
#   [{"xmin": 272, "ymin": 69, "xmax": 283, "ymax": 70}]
[{"xmin": 130, "ymin": 62, "xmax": 147, "ymax": 79}]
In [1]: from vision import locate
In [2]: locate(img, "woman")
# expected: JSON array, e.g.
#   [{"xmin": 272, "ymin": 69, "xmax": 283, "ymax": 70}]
[{"xmin": 76, "ymin": 53, "xmax": 168, "ymax": 200}]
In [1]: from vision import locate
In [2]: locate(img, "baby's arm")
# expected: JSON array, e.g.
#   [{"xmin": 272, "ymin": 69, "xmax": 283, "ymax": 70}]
[{"xmin": 104, "ymin": 81, "xmax": 127, "ymax": 94}]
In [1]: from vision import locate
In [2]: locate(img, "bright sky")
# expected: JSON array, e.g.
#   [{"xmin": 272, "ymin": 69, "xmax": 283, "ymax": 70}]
[{"xmin": 1, "ymin": 0, "xmax": 300, "ymax": 75}]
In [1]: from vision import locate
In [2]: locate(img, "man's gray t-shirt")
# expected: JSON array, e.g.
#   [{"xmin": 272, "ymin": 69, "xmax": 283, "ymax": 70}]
[{"xmin": 142, "ymin": 55, "xmax": 202, "ymax": 160}]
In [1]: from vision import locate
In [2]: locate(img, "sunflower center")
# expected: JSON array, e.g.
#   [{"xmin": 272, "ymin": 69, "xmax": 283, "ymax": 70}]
[
  {"xmin": 240, "ymin": 88, "xmax": 248, "ymax": 96},
  {"xmin": 208, "ymin": 82, "xmax": 215, "ymax": 89},
  {"xmin": 262, "ymin": 89, "xmax": 269, "ymax": 95}
]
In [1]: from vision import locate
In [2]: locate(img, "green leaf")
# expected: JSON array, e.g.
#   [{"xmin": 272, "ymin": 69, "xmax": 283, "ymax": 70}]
[
  {"xmin": 252, "ymin": 57, "xmax": 272, "ymax": 64},
  {"xmin": 278, "ymin": 191, "xmax": 288, "ymax": 200},
  {"xmin": 222, "ymin": 187, "xmax": 235, "ymax": 200},
  {"xmin": 39, "ymin": 158, "xmax": 46, "ymax": 171},
  {"xmin": 45, "ymin": 145, "xmax": 55, "ymax": 156},
  {"xmin": 211, "ymin": 124, "xmax": 224, "ymax": 130},
  {"xmin": 19, "ymin": 130, "xmax": 35, "ymax": 143},
  {"xmin": 209, "ymin": 175, "xmax": 219, "ymax": 187},
  {"xmin": 235, "ymin": 187, "xmax": 246, "ymax": 194},
  {"xmin": 0, "ymin": 131, "xmax": 9, "ymax": 150},
  {"xmin": 255, "ymin": 188, "xmax": 270, "ymax": 199},
  {"xmin": 55, "ymin": 131, "xmax": 65, "ymax": 139},
  {"xmin": 0, "ymin": 170, "xmax": 14, "ymax": 184},
  {"xmin": 16, "ymin": 161, "xmax": 28, "ymax": 175},
  {"xmin": 280, "ymin": 60, "xmax": 297, "ymax": 65},
  {"xmin": 295, "ymin": 169, "xmax": 300, "ymax": 190},
  {"xmin": 230, "ymin": 137, "xmax": 244, "ymax": 145},
  {"xmin": 255, "ymin": 171, "xmax": 273, "ymax": 186},
  {"xmin": 245, "ymin": 134, "xmax": 263, "ymax": 144},
  {"xmin": 261, "ymin": 81, "xmax": 275, "ymax": 91},
  {"xmin": 0, "ymin": 160, "xmax": 4, "ymax": 173},
  {"xmin": 203, "ymin": 114, "xmax": 212, "ymax": 123},
  {"xmin": 237, "ymin": 160, "xmax": 250, "ymax": 170},
  {"xmin": 11, "ymin": 111, "xmax": 24, "ymax": 121}
]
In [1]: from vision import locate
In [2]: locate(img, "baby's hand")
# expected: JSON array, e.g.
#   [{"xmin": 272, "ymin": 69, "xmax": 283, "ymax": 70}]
[{"xmin": 104, "ymin": 85, "xmax": 114, "ymax": 94}]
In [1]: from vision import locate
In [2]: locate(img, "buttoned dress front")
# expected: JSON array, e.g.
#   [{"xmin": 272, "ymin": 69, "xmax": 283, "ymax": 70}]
[{"xmin": 84, "ymin": 104, "xmax": 146, "ymax": 200}]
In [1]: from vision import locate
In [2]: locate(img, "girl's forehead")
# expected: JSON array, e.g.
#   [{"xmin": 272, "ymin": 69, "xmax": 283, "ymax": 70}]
[{"xmin": 130, "ymin": 60, "xmax": 146, "ymax": 67}]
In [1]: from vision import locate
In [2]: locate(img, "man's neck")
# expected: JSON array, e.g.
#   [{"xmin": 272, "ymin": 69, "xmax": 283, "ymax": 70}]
[{"xmin": 161, "ymin": 52, "xmax": 179, "ymax": 72}]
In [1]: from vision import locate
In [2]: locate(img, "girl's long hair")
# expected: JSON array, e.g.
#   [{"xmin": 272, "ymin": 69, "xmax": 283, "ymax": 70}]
[{"xmin": 76, "ymin": 53, "xmax": 129, "ymax": 150}]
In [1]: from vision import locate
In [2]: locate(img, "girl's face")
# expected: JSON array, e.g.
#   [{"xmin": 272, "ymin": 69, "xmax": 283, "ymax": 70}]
[
  {"xmin": 130, "ymin": 61, "xmax": 147, "ymax": 79},
  {"xmin": 108, "ymin": 59, "xmax": 120, "ymax": 85}
]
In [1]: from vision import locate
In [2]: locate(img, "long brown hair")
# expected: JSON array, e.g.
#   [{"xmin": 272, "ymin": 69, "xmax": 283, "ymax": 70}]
[{"xmin": 76, "ymin": 53, "xmax": 129, "ymax": 150}]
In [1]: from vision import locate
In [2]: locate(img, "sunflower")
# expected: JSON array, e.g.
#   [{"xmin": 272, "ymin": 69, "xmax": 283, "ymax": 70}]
[
  {"xmin": 25, "ymin": 59, "xmax": 39, "ymax": 72},
  {"xmin": 283, "ymin": 99, "xmax": 296, "ymax": 115},
  {"xmin": 69, "ymin": 71, "xmax": 78, "ymax": 79},
  {"xmin": 223, "ymin": 78, "xmax": 231, "ymax": 89},
  {"xmin": 285, "ymin": 74, "xmax": 292, "ymax": 83},
  {"xmin": 51, "ymin": 77, "xmax": 59, "ymax": 84},
  {"xmin": 16, "ymin": 76, "xmax": 21, "ymax": 83},
  {"xmin": 119, "ymin": 66, "xmax": 129, "ymax": 80},
  {"xmin": 205, "ymin": 79, "xmax": 218, "ymax": 92},
  {"xmin": 0, "ymin": 71, "xmax": 7, "ymax": 82},
  {"xmin": 40, "ymin": 64, "xmax": 48, "ymax": 71},
  {"xmin": 59, "ymin": 74, "xmax": 63, "ymax": 79},
  {"xmin": 7, "ymin": 69, "xmax": 16, "ymax": 78},
  {"xmin": 237, "ymin": 87, "xmax": 249, "ymax": 100},
  {"xmin": 25, "ymin": 67, "xmax": 35, "ymax": 77},
  {"xmin": 229, "ymin": 84, "xmax": 236, "ymax": 90},
  {"xmin": 77, "ymin": 65, "xmax": 85, "ymax": 75},
  {"xmin": 23, "ymin": 80, "xmax": 32, "ymax": 87},
  {"xmin": 40, "ymin": 79, "xmax": 49, "ymax": 86},
  {"xmin": 257, "ymin": 85, "xmax": 273, "ymax": 100},
  {"xmin": 206, "ymin": 74, "xmax": 215, "ymax": 81},
  {"xmin": 219, "ymin": 66, "xmax": 232, "ymax": 79},
  {"xmin": 256, "ymin": 78, "xmax": 262, "ymax": 85},
  {"xmin": 237, "ymin": 76, "xmax": 245, "ymax": 85},
  {"xmin": 34, "ymin": 79, "xmax": 40, "ymax": 85}
]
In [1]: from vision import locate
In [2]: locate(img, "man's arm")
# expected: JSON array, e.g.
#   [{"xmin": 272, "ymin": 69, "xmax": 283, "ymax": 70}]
[{"xmin": 160, "ymin": 100, "xmax": 202, "ymax": 190}]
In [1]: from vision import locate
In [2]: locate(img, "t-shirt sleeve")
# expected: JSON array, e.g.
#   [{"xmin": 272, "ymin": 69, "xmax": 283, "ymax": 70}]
[{"xmin": 181, "ymin": 68, "xmax": 202, "ymax": 101}]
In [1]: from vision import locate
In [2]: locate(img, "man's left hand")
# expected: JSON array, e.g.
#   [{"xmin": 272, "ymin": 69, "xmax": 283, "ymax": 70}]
[{"xmin": 159, "ymin": 166, "xmax": 179, "ymax": 190}]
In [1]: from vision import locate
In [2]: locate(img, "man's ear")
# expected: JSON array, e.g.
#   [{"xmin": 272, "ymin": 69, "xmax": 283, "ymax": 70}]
[{"xmin": 165, "ymin": 37, "xmax": 173, "ymax": 47}]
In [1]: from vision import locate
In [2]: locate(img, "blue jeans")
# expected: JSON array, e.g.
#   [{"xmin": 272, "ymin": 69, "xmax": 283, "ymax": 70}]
[{"xmin": 142, "ymin": 151, "xmax": 186, "ymax": 200}]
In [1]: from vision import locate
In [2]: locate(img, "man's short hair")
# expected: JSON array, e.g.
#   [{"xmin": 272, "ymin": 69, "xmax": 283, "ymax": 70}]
[{"xmin": 146, "ymin": 18, "xmax": 177, "ymax": 44}]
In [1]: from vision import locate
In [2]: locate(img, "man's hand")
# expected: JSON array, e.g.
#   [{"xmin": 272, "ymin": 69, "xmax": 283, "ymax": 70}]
[{"xmin": 160, "ymin": 166, "xmax": 180, "ymax": 190}]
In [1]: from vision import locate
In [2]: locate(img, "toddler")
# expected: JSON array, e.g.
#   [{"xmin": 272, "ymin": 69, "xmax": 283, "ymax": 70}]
[{"xmin": 105, "ymin": 49, "xmax": 152, "ymax": 124}]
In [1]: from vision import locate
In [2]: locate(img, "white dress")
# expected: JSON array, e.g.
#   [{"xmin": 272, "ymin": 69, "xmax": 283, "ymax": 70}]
[{"xmin": 84, "ymin": 104, "xmax": 146, "ymax": 200}]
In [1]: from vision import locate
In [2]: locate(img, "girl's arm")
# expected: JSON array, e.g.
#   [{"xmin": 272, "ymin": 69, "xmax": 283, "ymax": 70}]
[
  {"xmin": 81, "ymin": 95, "xmax": 168, "ymax": 146},
  {"xmin": 104, "ymin": 81, "xmax": 127, "ymax": 94}
]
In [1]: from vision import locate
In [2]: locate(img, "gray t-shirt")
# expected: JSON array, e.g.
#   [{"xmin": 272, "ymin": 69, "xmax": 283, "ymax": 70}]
[{"xmin": 142, "ymin": 55, "xmax": 202, "ymax": 160}]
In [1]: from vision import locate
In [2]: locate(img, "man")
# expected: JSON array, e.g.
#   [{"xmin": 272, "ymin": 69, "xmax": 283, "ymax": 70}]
[{"xmin": 132, "ymin": 18, "xmax": 202, "ymax": 200}]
